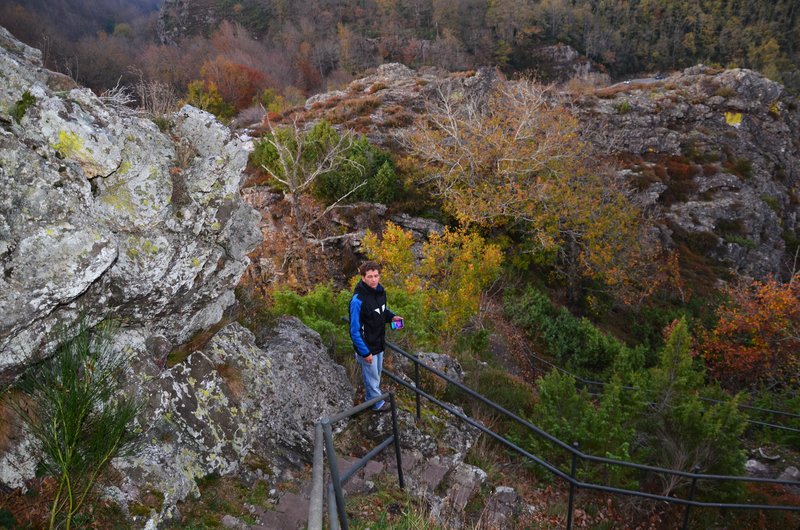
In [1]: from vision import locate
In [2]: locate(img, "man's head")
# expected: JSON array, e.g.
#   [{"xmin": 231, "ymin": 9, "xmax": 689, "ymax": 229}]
[{"xmin": 359, "ymin": 261, "xmax": 381, "ymax": 289}]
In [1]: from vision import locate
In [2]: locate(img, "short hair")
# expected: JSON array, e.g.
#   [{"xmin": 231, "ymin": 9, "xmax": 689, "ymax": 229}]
[{"xmin": 359, "ymin": 260, "xmax": 382, "ymax": 276}]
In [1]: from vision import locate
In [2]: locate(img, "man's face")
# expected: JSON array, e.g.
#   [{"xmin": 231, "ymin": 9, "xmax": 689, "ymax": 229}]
[{"xmin": 362, "ymin": 269, "xmax": 380, "ymax": 289}]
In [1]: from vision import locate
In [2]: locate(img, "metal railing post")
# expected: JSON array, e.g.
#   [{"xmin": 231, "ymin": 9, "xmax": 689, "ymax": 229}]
[
  {"xmin": 414, "ymin": 360, "xmax": 421, "ymax": 419},
  {"xmin": 389, "ymin": 393, "xmax": 405, "ymax": 489},
  {"xmin": 682, "ymin": 466, "xmax": 701, "ymax": 530},
  {"xmin": 566, "ymin": 441, "xmax": 579, "ymax": 530},
  {"xmin": 321, "ymin": 418, "xmax": 348, "ymax": 530}
]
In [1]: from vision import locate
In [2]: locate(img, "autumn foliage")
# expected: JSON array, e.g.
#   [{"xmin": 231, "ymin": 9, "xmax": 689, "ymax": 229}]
[
  {"xmin": 361, "ymin": 222, "xmax": 503, "ymax": 339},
  {"xmin": 404, "ymin": 80, "xmax": 665, "ymax": 304},
  {"xmin": 701, "ymin": 274, "xmax": 800, "ymax": 388}
]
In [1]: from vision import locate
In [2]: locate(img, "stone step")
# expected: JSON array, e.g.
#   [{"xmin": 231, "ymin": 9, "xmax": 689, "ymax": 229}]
[{"xmin": 249, "ymin": 491, "xmax": 309, "ymax": 530}]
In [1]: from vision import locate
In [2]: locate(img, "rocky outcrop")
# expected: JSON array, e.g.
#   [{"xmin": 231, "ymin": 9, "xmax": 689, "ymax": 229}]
[
  {"xmin": 0, "ymin": 24, "xmax": 261, "ymax": 381},
  {"xmin": 576, "ymin": 65, "xmax": 800, "ymax": 279},
  {"xmin": 298, "ymin": 62, "xmax": 800, "ymax": 282},
  {"xmin": 0, "ymin": 28, "xmax": 361, "ymax": 528},
  {"xmin": 112, "ymin": 319, "xmax": 352, "ymax": 526}
]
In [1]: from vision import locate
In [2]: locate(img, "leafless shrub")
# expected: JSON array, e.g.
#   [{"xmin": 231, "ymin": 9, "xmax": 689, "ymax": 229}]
[
  {"xmin": 99, "ymin": 78, "xmax": 135, "ymax": 108},
  {"xmin": 131, "ymin": 68, "xmax": 178, "ymax": 119},
  {"xmin": 232, "ymin": 105, "xmax": 267, "ymax": 128}
]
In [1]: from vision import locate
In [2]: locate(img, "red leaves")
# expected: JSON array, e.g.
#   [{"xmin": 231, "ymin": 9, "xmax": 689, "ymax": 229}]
[{"xmin": 701, "ymin": 275, "xmax": 800, "ymax": 388}]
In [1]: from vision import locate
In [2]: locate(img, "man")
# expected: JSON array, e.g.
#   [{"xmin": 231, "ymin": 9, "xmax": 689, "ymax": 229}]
[{"xmin": 349, "ymin": 261, "xmax": 402, "ymax": 412}]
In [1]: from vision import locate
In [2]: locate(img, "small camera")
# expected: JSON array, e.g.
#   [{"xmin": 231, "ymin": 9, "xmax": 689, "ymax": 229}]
[{"xmin": 391, "ymin": 319, "xmax": 404, "ymax": 330}]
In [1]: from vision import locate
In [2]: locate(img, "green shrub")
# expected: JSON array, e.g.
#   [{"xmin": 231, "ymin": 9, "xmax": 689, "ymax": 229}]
[
  {"xmin": 186, "ymin": 80, "xmax": 235, "ymax": 122},
  {"xmin": 504, "ymin": 287, "xmax": 631, "ymax": 377},
  {"xmin": 750, "ymin": 386, "xmax": 800, "ymax": 447},
  {"xmin": 615, "ymin": 100, "xmax": 632, "ymax": 114},
  {"xmin": 10, "ymin": 321, "xmax": 142, "ymax": 529},
  {"xmin": 476, "ymin": 368, "xmax": 537, "ymax": 418},
  {"xmin": 270, "ymin": 281, "xmax": 437, "ymax": 356},
  {"xmin": 636, "ymin": 319, "xmax": 747, "ymax": 500},
  {"xmin": 524, "ymin": 370, "xmax": 640, "ymax": 487},
  {"xmin": 313, "ymin": 135, "xmax": 400, "ymax": 205},
  {"xmin": 271, "ymin": 282, "xmax": 353, "ymax": 354}
]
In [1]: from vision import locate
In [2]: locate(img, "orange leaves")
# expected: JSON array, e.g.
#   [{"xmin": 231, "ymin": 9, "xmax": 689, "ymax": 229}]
[
  {"xmin": 701, "ymin": 274, "xmax": 800, "ymax": 388},
  {"xmin": 200, "ymin": 55, "xmax": 270, "ymax": 111}
]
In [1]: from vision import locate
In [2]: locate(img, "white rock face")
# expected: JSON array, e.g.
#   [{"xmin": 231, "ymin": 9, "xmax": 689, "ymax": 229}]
[{"xmin": 0, "ymin": 24, "xmax": 261, "ymax": 375}]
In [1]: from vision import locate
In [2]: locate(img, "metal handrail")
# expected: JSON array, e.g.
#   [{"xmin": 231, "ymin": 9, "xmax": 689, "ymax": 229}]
[
  {"xmin": 308, "ymin": 392, "xmax": 404, "ymax": 530},
  {"xmin": 384, "ymin": 339, "xmax": 800, "ymax": 529}
]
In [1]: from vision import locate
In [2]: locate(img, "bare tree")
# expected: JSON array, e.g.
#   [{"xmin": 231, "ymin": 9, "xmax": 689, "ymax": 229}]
[{"xmin": 255, "ymin": 117, "xmax": 362, "ymax": 235}]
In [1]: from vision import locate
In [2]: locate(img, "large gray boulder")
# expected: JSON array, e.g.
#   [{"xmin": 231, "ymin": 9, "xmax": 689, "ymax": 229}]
[
  {"xmin": 111, "ymin": 319, "xmax": 353, "ymax": 526},
  {"xmin": 0, "ymin": 24, "xmax": 261, "ymax": 380}
]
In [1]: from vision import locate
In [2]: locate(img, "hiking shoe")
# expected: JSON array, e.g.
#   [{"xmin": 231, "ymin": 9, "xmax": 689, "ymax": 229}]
[{"xmin": 373, "ymin": 402, "xmax": 391, "ymax": 413}]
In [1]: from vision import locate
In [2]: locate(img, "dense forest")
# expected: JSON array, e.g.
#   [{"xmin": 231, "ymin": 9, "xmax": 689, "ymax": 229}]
[{"xmin": 1, "ymin": 0, "xmax": 799, "ymax": 105}]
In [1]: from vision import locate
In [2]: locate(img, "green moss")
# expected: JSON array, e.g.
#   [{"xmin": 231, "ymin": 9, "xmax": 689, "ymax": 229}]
[
  {"xmin": 191, "ymin": 257, "xmax": 201, "ymax": 268},
  {"xmin": 118, "ymin": 161, "xmax": 132, "ymax": 175},
  {"xmin": 760, "ymin": 195, "xmax": 780, "ymax": 212},
  {"xmin": 723, "ymin": 234, "xmax": 756, "ymax": 248},
  {"xmin": 11, "ymin": 90, "xmax": 36, "ymax": 123},
  {"xmin": 100, "ymin": 181, "xmax": 136, "ymax": 215}
]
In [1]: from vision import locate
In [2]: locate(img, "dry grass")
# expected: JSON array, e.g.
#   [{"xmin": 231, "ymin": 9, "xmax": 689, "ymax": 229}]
[
  {"xmin": 366, "ymin": 82, "xmax": 388, "ymax": 94},
  {"xmin": 594, "ymin": 81, "xmax": 652, "ymax": 98}
]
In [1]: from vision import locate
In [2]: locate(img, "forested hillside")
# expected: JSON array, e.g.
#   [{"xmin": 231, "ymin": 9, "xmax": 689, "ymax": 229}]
[
  {"xmin": 1, "ymin": 0, "xmax": 798, "ymax": 96},
  {"xmin": 158, "ymin": 0, "xmax": 800, "ymax": 90}
]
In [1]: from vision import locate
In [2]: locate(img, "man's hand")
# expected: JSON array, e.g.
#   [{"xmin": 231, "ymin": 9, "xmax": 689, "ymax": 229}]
[{"xmin": 365, "ymin": 353, "xmax": 373, "ymax": 364}]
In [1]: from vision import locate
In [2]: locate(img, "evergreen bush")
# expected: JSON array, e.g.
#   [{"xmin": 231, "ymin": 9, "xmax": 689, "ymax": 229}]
[{"xmin": 10, "ymin": 321, "xmax": 142, "ymax": 529}]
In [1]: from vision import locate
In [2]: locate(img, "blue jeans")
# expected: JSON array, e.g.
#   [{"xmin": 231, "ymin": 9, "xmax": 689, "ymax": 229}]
[{"xmin": 356, "ymin": 351, "xmax": 384, "ymax": 410}]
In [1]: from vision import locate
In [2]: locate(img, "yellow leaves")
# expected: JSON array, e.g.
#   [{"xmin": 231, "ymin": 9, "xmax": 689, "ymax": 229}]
[
  {"xmin": 362, "ymin": 223, "xmax": 503, "ymax": 338},
  {"xmin": 403, "ymin": 78, "xmax": 663, "ymax": 303}
]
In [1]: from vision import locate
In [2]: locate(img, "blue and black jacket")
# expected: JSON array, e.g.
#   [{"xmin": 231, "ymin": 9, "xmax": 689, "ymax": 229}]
[{"xmin": 349, "ymin": 280, "xmax": 396, "ymax": 357}]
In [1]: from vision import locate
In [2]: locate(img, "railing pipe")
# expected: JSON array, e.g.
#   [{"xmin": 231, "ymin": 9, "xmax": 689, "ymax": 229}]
[
  {"xmin": 321, "ymin": 418, "xmax": 348, "ymax": 530},
  {"xmin": 386, "ymin": 342, "xmax": 800, "ymax": 487},
  {"xmin": 414, "ymin": 361, "xmax": 421, "ymax": 419},
  {"xmin": 327, "ymin": 394, "xmax": 385, "ymax": 423},
  {"xmin": 328, "ymin": 483, "xmax": 339, "ymax": 530},
  {"xmin": 308, "ymin": 423, "xmax": 324, "ymax": 530},
  {"xmin": 682, "ymin": 466, "xmax": 701, "ymax": 530},
  {"xmin": 525, "ymin": 349, "xmax": 800, "ymax": 423},
  {"xmin": 383, "ymin": 367, "xmax": 800, "ymax": 511}
]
